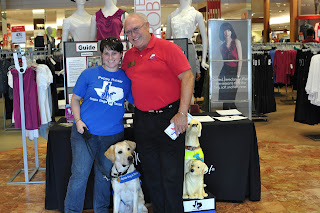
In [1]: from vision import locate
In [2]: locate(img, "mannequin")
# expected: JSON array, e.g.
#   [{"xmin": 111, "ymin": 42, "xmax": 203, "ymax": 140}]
[
  {"xmin": 166, "ymin": 0, "xmax": 209, "ymax": 74},
  {"xmin": 62, "ymin": 0, "xmax": 92, "ymax": 42},
  {"xmin": 90, "ymin": 0, "xmax": 128, "ymax": 40},
  {"xmin": 46, "ymin": 27, "xmax": 55, "ymax": 53},
  {"xmin": 299, "ymin": 20, "xmax": 313, "ymax": 40}
]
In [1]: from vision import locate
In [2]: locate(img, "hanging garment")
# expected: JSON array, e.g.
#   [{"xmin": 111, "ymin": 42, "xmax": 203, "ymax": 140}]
[
  {"xmin": 46, "ymin": 57, "xmax": 59, "ymax": 121},
  {"xmin": 0, "ymin": 59, "xmax": 11, "ymax": 93},
  {"xmin": 252, "ymin": 52, "xmax": 276, "ymax": 114},
  {"xmin": 36, "ymin": 64, "xmax": 53, "ymax": 125},
  {"xmin": 294, "ymin": 50, "xmax": 320, "ymax": 125},
  {"xmin": 96, "ymin": 8, "xmax": 124, "ymax": 40},
  {"xmin": 305, "ymin": 54, "xmax": 320, "ymax": 106},
  {"xmin": 273, "ymin": 50, "xmax": 297, "ymax": 84},
  {"xmin": 11, "ymin": 67, "xmax": 41, "ymax": 130}
]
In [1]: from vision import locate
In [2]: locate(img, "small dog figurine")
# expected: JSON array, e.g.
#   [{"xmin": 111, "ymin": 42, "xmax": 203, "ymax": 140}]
[
  {"xmin": 183, "ymin": 119, "xmax": 208, "ymax": 199},
  {"xmin": 105, "ymin": 140, "xmax": 148, "ymax": 213},
  {"xmin": 185, "ymin": 160, "xmax": 208, "ymax": 199}
]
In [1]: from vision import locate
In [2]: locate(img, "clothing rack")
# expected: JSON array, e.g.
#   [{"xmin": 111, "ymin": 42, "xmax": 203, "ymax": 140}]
[
  {"xmin": 267, "ymin": 45, "xmax": 297, "ymax": 104},
  {"xmin": 2, "ymin": 50, "xmax": 46, "ymax": 184},
  {"xmin": 251, "ymin": 49, "xmax": 277, "ymax": 121},
  {"xmin": 294, "ymin": 47, "xmax": 320, "ymax": 141},
  {"xmin": 1, "ymin": 49, "xmax": 48, "ymax": 131}
]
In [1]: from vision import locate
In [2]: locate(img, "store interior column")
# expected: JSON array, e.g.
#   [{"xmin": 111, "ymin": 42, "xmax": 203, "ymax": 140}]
[
  {"xmin": 290, "ymin": 0, "xmax": 298, "ymax": 42},
  {"xmin": 263, "ymin": 0, "xmax": 270, "ymax": 42}
]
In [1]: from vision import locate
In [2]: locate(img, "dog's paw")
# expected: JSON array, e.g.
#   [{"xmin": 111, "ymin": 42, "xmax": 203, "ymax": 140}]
[
  {"xmin": 203, "ymin": 192, "xmax": 208, "ymax": 197},
  {"xmin": 188, "ymin": 194, "xmax": 195, "ymax": 199},
  {"xmin": 183, "ymin": 194, "xmax": 189, "ymax": 199}
]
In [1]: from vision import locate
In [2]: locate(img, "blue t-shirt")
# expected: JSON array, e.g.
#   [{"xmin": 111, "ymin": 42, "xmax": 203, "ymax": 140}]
[{"xmin": 73, "ymin": 66, "xmax": 133, "ymax": 136}]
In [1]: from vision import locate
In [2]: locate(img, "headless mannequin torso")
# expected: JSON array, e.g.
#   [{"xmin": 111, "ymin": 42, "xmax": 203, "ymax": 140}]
[
  {"xmin": 62, "ymin": 0, "xmax": 92, "ymax": 42},
  {"xmin": 166, "ymin": 0, "xmax": 209, "ymax": 70},
  {"xmin": 90, "ymin": 0, "xmax": 128, "ymax": 40}
]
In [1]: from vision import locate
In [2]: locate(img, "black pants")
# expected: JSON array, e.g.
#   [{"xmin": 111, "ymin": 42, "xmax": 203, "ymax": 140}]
[
  {"xmin": 134, "ymin": 102, "xmax": 185, "ymax": 213},
  {"xmin": 218, "ymin": 64, "xmax": 238, "ymax": 109}
]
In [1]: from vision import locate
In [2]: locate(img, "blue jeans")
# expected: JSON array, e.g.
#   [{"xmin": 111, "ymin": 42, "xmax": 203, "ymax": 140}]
[{"xmin": 64, "ymin": 124, "xmax": 123, "ymax": 213}]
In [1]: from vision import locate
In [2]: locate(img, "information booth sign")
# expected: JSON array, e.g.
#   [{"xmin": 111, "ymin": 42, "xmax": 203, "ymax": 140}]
[
  {"xmin": 208, "ymin": 19, "xmax": 252, "ymax": 119},
  {"xmin": 64, "ymin": 41, "xmax": 102, "ymax": 105},
  {"xmin": 63, "ymin": 40, "xmax": 133, "ymax": 105}
]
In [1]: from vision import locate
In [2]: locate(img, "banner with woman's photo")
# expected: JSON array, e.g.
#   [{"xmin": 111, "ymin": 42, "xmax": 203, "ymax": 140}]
[{"xmin": 208, "ymin": 19, "xmax": 252, "ymax": 118}]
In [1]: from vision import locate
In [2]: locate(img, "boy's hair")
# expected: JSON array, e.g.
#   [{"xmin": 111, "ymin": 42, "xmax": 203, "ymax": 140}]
[{"xmin": 100, "ymin": 37, "xmax": 123, "ymax": 53}]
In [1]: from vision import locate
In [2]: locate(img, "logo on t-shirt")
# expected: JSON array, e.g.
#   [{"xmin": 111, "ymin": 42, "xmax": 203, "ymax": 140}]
[
  {"xmin": 94, "ymin": 81, "xmax": 124, "ymax": 106},
  {"xmin": 148, "ymin": 53, "xmax": 156, "ymax": 60}
]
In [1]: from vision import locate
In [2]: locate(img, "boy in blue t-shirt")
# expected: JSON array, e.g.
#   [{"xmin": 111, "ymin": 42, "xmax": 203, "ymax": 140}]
[{"xmin": 65, "ymin": 37, "xmax": 133, "ymax": 213}]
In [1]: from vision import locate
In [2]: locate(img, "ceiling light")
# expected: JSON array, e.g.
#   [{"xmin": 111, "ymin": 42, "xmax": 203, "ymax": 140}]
[
  {"xmin": 32, "ymin": 9, "xmax": 45, "ymax": 14},
  {"xmin": 270, "ymin": 16, "xmax": 290, "ymax": 25}
]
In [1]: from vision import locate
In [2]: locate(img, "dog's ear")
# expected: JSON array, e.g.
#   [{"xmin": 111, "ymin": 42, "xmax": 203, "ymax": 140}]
[
  {"xmin": 125, "ymin": 140, "xmax": 136, "ymax": 151},
  {"xmin": 201, "ymin": 162, "xmax": 208, "ymax": 174},
  {"xmin": 105, "ymin": 145, "xmax": 115, "ymax": 163},
  {"xmin": 197, "ymin": 121, "xmax": 202, "ymax": 137}
]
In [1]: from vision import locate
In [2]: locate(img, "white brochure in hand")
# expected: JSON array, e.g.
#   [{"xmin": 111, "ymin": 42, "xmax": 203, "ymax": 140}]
[{"xmin": 164, "ymin": 113, "xmax": 193, "ymax": 140}]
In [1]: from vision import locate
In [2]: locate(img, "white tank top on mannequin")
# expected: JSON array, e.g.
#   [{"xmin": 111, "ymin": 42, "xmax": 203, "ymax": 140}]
[
  {"xmin": 170, "ymin": 6, "xmax": 198, "ymax": 39},
  {"xmin": 63, "ymin": 14, "xmax": 92, "ymax": 41}
]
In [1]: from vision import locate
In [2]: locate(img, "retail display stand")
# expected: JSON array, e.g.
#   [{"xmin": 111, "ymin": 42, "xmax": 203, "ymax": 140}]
[
  {"xmin": 1, "ymin": 48, "xmax": 48, "ymax": 131},
  {"xmin": 7, "ymin": 51, "xmax": 45, "ymax": 184},
  {"xmin": 208, "ymin": 19, "xmax": 252, "ymax": 119},
  {"xmin": 183, "ymin": 192, "xmax": 216, "ymax": 213}
]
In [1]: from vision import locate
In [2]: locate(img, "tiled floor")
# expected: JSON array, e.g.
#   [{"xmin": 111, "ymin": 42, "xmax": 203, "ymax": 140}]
[{"xmin": 1, "ymin": 90, "xmax": 320, "ymax": 212}]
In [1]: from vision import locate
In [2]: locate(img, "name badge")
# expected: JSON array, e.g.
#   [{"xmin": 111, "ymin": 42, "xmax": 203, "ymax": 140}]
[{"xmin": 128, "ymin": 60, "xmax": 135, "ymax": 68}]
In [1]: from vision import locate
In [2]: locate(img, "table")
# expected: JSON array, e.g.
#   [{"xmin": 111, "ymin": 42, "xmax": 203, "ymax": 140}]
[
  {"xmin": 45, "ymin": 114, "xmax": 261, "ymax": 211},
  {"xmin": 196, "ymin": 112, "xmax": 261, "ymax": 202},
  {"xmin": 45, "ymin": 120, "xmax": 93, "ymax": 211}
]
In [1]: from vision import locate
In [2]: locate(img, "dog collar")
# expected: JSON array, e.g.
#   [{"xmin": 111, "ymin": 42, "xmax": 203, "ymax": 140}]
[
  {"xmin": 113, "ymin": 170, "xmax": 141, "ymax": 183},
  {"xmin": 185, "ymin": 145, "xmax": 201, "ymax": 151},
  {"xmin": 112, "ymin": 164, "xmax": 131, "ymax": 179},
  {"xmin": 185, "ymin": 148, "xmax": 204, "ymax": 161}
]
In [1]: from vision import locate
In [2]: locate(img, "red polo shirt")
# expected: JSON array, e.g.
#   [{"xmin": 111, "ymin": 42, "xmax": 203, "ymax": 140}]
[{"xmin": 121, "ymin": 34, "xmax": 191, "ymax": 111}]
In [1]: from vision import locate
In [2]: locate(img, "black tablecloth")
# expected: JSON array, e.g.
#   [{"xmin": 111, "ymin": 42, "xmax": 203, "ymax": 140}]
[
  {"xmin": 196, "ymin": 113, "xmax": 261, "ymax": 202},
  {"xmin": 45, "ymin": 114, "xmax": 260, "ymax": 211}
]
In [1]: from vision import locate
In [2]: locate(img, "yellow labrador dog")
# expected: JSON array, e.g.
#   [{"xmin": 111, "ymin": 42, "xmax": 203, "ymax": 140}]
[
  {"xmin": 185, "ymin": 160, "xmax": 208, "ymax": 199},
  {"xmin": 183, "ymin": 119, "xmax": 206, "ymax": 199},
  {"xmin": 105, "ymin": 140, "xmax": 148, "ymax": 213}
]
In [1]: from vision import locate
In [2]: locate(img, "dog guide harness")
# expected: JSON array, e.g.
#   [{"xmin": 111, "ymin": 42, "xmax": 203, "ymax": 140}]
[{"xmin": 185, "ymin": 146, "xmax": 204, "ymax": 161}]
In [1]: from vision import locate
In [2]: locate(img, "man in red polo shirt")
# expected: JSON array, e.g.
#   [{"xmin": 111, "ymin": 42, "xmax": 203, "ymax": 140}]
[{"xmin": 121, "ymin": 13, "xmax": 194, "ymax": 213}]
